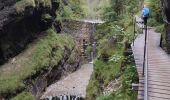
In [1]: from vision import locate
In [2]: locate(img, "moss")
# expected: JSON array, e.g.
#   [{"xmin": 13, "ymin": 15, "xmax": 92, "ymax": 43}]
[
  {"xmin": 12, "ymin": 92, "xmax": 34, "ymax": 100},
  {"xmin": 42, "ymin": 14, "xmax": 53, "ymax": 20},
  {"xmin": 0, "ymin": 29, "xmax": 75, "ymax": 96},
  {"xmin": 15, "ymin": 0, "xmax": 36, "ymax": 14},
  {"xmin": 41, "ymin": 13, "xmax": 54, "ymax": 31},
  {"xmin": 35, "ymin": 0, "xmax": 52, "ymax": 8},
  {"xmin": 15, "ymin": 0, "xmax": 53, "ymax": 14},
  {"xmin": 56, "ymin": 0, "xmax": 88, "ymax": 20},
  {"xmin": 67, "ymin": 49, "xmax": 77, "ymax": 64}
]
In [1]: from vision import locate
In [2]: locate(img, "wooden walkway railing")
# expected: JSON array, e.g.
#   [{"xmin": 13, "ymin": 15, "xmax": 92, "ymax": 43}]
[{"xmin": 132, "ymin": 16, "xmax": 170, "ymax": 100}]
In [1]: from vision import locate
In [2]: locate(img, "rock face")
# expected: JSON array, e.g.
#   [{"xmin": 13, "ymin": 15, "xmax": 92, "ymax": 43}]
[
  {"xmin": 0, "ymin": 0, "xmax": 16, "ymax": 29},
  {"xmin": 0, "ymin": 0, "xmax": 92, "ymax": 99},
  {"xmin": 0, "ymin": 0, "xmax": 60, "ymax": 64},
  {"xmin": 26, "ymin": 46, "xmax": 82, "ymax": 99},
  {"xmin": 62, "ymin": 20, "xmax": 96, "ymax": 61},
  {"xmin": 162, "ymin": 0, "xmax": 170, "ymax": 53}
]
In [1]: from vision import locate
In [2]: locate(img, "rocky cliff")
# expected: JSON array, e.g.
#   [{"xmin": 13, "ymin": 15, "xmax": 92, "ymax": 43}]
[
  {"xmin": 0, "ymin": 0, "xmax": 84, "ymax": 99},
  {"xmin": 162, "ymin": 0, "xmax": 170, "ymax": 53},
  {"xmin": 0, "ymin": 0, "xmax": 60, "ymax": 64}
]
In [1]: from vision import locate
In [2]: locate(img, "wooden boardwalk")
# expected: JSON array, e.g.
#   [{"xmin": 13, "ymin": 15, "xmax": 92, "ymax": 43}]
[{"xmin": 132, "ymin": 17, "xmax": 170, "ymax": 100}]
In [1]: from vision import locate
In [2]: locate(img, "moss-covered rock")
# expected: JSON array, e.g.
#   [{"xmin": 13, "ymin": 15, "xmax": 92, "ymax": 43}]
[
  {"xmin": 0, "ymin": 29, "xmax": 82, "ymax": 99},
  {"xmin": 15, "ymin": 0, "xmax": 36, "ymax": 14}
]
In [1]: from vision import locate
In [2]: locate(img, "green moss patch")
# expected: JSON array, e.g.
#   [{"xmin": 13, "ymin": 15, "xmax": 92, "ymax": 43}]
[
  {"xmin": 12, "ymin": 92, "xmax": 34, "ymax": 100},
  {"xmin": 15, "ymin": 0, "xmax": 36, "ymax": 14}
]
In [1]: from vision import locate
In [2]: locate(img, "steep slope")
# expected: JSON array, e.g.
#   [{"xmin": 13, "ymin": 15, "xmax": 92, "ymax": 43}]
[
  {"xmin": 0, "ymin": 0, "xmax": 60, "ymax": 64},
  {"xmin": 0, "ymin": 0, "xmax": 87, "ymax": 99},
  {"xmin": 0, "ymin": 29, "xmax": 82, "ymax": 99}
]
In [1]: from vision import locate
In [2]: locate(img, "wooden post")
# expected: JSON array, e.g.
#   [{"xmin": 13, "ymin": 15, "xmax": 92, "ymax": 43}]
[
  {"xmin": 133, "ymin": 17, "xmax": 136, "ymax": 46},
  {"xmin": 143, "ymin": 22, "xmax": 147, "ymax": 76}
]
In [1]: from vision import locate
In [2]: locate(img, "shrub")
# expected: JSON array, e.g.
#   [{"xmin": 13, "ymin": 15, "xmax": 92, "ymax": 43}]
[
  {"xmin": 155, "ymin": 24, "xmax": 165, "ymax": 33},
  {"xmin": 148, "ymin": 18, "xmax": 158, "ymax": 26}
]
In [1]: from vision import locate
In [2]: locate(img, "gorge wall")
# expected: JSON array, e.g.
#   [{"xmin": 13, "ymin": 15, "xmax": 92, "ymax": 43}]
[
  {"xmin": 0, "ymin": 0, "xmax": 60, "ymax": 64},
  {"xmin": 162, "ymin": 0, "xmax": 170, "ymax": 53},
  {"xmin": 0, "ymin": 0, "xmax": 96, "ymax": 99}
]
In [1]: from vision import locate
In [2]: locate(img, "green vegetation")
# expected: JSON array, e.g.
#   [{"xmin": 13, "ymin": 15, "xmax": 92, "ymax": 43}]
[
  {"xmin": 146, "ymin": 0, "xmax": 166, "ymax": 50},
  {"xmin": 0, "ymin": 29, "xmax": 75, "ymax": 97},
  {"xmin": 2, "ymin": 0, "xmax": 163, "ymax": 99},
  {"xmin": 15, "ymin": 0, "xmax": 87, "ymax": 20},
  {"xmin": 86, "ymin": 0, "xmax": 140, "ymax": 100},
  {"xmin": 15, "ymin": 0, "xmax": 36, "ymax": 14},
  {"xmin": 12, "ymin": 92, "xmax": 34, "ymax": 100},
  {"xmin": 95, "ymin": 65, "xmax": 138, "ymax": 100},
  {"xmin": 86, "ymin": 20, "xmax": 138, "ymax": 100},
  {"xmin": 57, "ymin": 0, "xmax": 88, "ymax": 20},
  {"xmin": 155, "ymin": 24, "xmax": 165, "ymax": 33},
  {"xmin": 15, "ymin": 0, "xmax": 52, "ymax": 14},
  {"xmin": 147, "ymin": 0, "xmax": 162, "ymax": 26},
  {"xmin": 147, "ymin": 0, "xmax": 164, "ymax": 32}
]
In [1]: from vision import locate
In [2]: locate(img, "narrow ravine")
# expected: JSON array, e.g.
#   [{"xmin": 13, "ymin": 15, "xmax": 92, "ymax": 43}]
[
  {"xmin": 41, "ymin": 0, "xmax": 105, "ymax": 98},
  {"xmin": 41, "ymin": 20, "xmax": 104, "ymax": 99},
  {"xmin": 0, "ymin": 0, "xmax": 154, "ymax": 100}
]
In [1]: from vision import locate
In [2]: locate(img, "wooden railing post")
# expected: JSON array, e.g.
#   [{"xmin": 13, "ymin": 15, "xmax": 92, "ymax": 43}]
[
  {"xmin": 143, "ymin": 21, "xmax": 148, "ymax": 100},
  {"xmin": 133, "ymin": 16, "xmax": 136, "ymax": 46}
]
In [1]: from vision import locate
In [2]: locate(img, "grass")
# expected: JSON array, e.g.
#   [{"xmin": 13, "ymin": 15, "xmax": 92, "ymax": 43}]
[
  {"xmin": 86, "ymin": 59, "xmax": 122, "ymax": 100},
  {"xmin": 12, "ymin": 92, "xmax": 34, "ymax": 100},
  {"xmin": 86, "ymin": 13, "xmax": 138, "ymax": 99},
  {"xmin": 0, "ymin": 29, "xmax": 75, "ymax": 97},
  {"xmin": 93, "ymin": 57, "xmax": 138, "ymax": 100},
  {"xmin": 93, "ymin": 56, "xmax": 138, "ymax": 100},
  {"xmin": 86, "ymin": 34, "xmax": 125, "ymax": 100},
  {"xmin": 86, "ymin": 45, "xmax": 125, "ymax": 99}
]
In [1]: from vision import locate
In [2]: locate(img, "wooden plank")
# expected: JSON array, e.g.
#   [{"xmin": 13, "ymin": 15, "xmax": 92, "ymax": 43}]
[
  {"xmin": 132, "ymin": 27, "xmax": 170, "ymax": 100},
  {"xmin": 148, "ymin": 80, "xmax": 170, "ymax": 84},
  {"xmin": 149, "ymin": 96, "xmax": 170, "ymax": 100},
  {"xmin": 148, "ymin": 92, "xmax": 170, "ymax": 99},
  {"xmin": 148, "ymin": 89, "xmax": 170, "ymax": 96},
  {"xmin": 148, "ymin": 84, "xmax": 170, "ymax": 91}
]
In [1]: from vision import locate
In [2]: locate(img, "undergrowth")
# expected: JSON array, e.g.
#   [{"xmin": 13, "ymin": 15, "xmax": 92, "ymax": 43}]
[{"xmin": 86, "ymin": 15, "xmax": 138, "ymax": 99}]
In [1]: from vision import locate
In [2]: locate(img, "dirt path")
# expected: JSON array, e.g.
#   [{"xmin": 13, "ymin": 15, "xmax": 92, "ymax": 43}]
[{"xmin": 42, "ymin": 63, "xmax": 93, "ymax": 98}]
